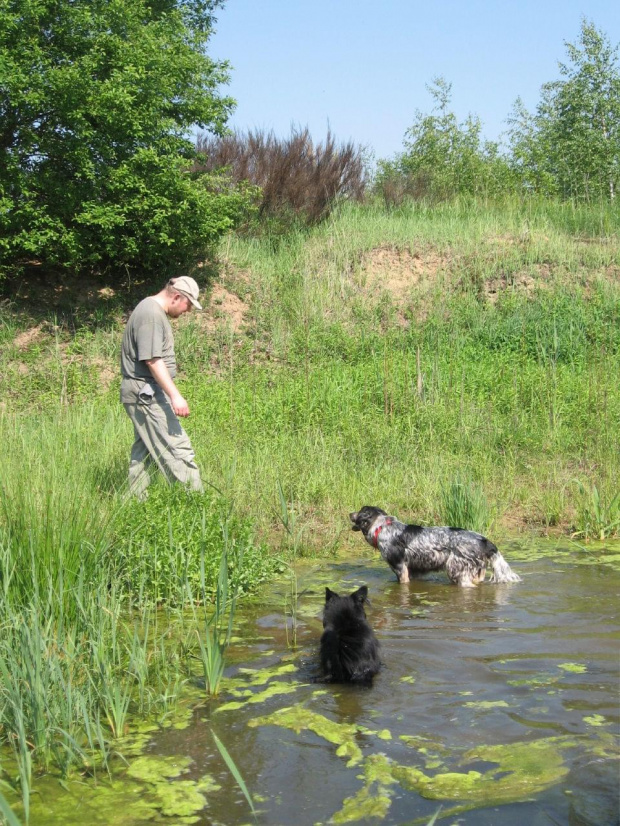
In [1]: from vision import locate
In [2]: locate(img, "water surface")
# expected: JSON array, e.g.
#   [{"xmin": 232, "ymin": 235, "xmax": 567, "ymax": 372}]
[{"xmin": 154, "ymin": 540, "xmax": 620, "ymax": 825}]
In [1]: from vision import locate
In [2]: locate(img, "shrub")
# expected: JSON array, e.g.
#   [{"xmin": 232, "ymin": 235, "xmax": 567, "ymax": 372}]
[
  {"xmin": 195, "ymin": 126, "xmax": 367, "ymax": 232},
  {"xmin": 111, "ymin": 483, "xmax": 280, "ymax": 604}
]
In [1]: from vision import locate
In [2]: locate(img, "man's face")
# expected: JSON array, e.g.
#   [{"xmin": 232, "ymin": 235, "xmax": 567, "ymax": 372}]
[{"xmin": 168, "ymin": 293, "xmax": 192, "ymax": 318}]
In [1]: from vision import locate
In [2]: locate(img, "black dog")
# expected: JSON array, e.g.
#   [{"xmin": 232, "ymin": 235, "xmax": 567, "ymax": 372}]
[
  {"xmin": 320, "ymin": 585, "xmax": 381, "ymax": 684},
  {"xmin": 350, "ymin": 506, "xmax": 521, "ymax": 587}
]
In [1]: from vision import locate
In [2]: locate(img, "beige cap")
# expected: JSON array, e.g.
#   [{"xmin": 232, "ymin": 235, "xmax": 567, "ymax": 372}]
[{"xmin": 170, "ymin": 276, "xmax": 202, "ymax": 310}]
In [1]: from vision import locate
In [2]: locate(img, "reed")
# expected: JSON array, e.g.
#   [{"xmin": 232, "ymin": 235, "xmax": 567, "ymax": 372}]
[
  {"xmin": 191, "ymin": 526, "xmax": 238, "ymax": 697},
  {"xmin": 211, "ymin": 731, "xmax": 257, "ymax": 818},
  {"xmin": 277, "ymin": 481, "xmax": 302, "ymax": 650}
]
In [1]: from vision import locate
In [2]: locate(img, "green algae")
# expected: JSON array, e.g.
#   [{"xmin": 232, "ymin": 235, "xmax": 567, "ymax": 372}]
[
  {"xmin": 558, "ymin": 662, "xmax": 587, "ymax": 673},
  {"xmin": 25, "ymin": 760, "xmax": 221, "ymax": 826},
  {"xmin": 507, "ymin": 540, "xmax": 620, "ymax": 569},
  {"xmin": 219, "ymin": 661, "xmax": 298, "ymax": 696},
  {"xmin": 330, "ymin": 754, "xmax": 397, "ymax": 823},
  {"xmin": 215, "ymin": 680, "xmax": 304, "ymax": 712},
  {"xmin": 583, "ymin": 714, "xmax": 610, "ymax": 727},
  {"xmin": 126, "ymin": 754, "xmax": 193, "ymax": 782},
  {"xmin": 248, "ymin": 706, "xmax": 366, "ymax": 767},
  {"xmin": 506, "ymin": 672, "xmax": 562, "ymax": 688},
  {"xmin": 463, "ymin": 701, "xmax": 511, "ymax": 709},
  {"xmin": 388, "ymin": 737, "xmax": 575, "ymax": 813}
]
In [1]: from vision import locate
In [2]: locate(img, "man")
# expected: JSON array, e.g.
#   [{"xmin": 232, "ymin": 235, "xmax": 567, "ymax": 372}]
[{"xmin": 120, "ymin": 276, "xmax": 203, "ymax": 498}]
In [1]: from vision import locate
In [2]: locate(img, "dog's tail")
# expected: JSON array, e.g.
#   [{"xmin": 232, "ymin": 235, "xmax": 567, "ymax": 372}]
[{"xmin": 489, "ymin": 551, "xmax": 522, "ymax": 583}]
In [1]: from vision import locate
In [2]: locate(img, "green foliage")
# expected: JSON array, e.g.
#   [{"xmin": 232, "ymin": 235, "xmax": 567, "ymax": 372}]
[
  {"xmin": 111, "ymin": 482, "xmax": 277, "ymax": 604},
  {"xmin": 0, "ymin": 0, "xmax": 249, "ymax": 279},
  {"xmin": 508, "ymin": 19, "xmax": 620, "ymax": 200},
  {"xmin": 377, "ymin": 78, "xmax": 514, "ymax": 203}
]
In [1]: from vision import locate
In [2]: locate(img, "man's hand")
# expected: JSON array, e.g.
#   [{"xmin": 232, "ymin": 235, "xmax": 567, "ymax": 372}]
[
  {"xmin": 146, "ymin": 358, "xmax": 191, "ymax": 417},
  {"xmin": 171, "ymin": 393, "xmax": 190, "ymax": 417}
]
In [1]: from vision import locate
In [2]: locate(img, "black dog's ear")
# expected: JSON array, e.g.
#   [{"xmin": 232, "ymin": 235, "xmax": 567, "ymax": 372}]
[
  {"xmin": 352, "ymin": 585, "xmax": 369, "ymax": 603},
  {"xmin": 325, "ymin": 587, "xmax": 338, "ymax": 602}
]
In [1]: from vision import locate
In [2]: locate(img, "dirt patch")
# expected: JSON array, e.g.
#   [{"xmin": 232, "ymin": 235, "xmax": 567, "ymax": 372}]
[
  {"xmin": 192, "ymin": 283, "xmax": 249, "ymax": 335},
  {"xmin": 354, "ymin": 246, "xmax": 451, "ymax": 325},
  {"xmin": 13, "ymin": 324, "xmax": 45, "ymax": 350},
  {"xmin": 90, "ymin": 358, "xmax": 116, "ymax": 391},
  {"xmin": 360, "ymin": 246, "xmax": 448, "ymax": 299},
  {"xmin": 211, "ymin": 284, "xmax": 247, "ymax": 329},
  {"xmin": 483, "ymin": 263, "xmax": 560, "ymax": 303}
]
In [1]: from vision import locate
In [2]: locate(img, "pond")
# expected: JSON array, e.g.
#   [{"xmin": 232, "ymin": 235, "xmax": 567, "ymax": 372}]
[{"xmin": 29, "ymin": 540, "xmax": 620, "ymax": 825}]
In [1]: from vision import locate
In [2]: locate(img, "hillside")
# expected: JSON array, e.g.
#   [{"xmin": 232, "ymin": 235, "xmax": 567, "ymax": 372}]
[{"xmin": 1, "ymin": 199, "xmax": 619, "ymax": 549}]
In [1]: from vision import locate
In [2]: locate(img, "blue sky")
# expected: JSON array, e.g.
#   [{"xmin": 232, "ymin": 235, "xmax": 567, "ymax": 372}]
[{"xmin": 207, "ymin": 0, "xmax": 619, "ymax": 161}]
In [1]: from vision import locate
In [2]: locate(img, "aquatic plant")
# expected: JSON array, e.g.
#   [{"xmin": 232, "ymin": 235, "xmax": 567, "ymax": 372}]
[
  {"xmin": 277, "ymin": 481, "xmax": 301, "ymax": 650},
  {"xmin": 112, "ymin": 482, "xmax": 275, "ymax": 605},
  {"xmin": 191, "ymin": 531, "xmax": 237, "ymax": 697},
  {"xmin": 0, "ymin": 788, "xmax": 21, "ymax": 826},
  {"xmin": 212, "ymin": 731, "xmax": 257, "ymax": 818}
]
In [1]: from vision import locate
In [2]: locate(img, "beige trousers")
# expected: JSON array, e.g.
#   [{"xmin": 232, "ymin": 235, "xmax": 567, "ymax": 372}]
[{"xmin": 123, "ymin": 390, "xmax": 202, "ymax": 498}]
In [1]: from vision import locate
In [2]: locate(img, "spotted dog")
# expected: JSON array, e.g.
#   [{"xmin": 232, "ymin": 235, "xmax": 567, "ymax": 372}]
[{"xmin": 350, "ymin": 506, "xmax": 521, "ymax": 587}]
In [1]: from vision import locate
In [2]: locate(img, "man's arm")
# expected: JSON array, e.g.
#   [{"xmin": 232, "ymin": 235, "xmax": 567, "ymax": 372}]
[{"xmin": 145, "ymin": 358, "xmax": 190, "ymax": 417}]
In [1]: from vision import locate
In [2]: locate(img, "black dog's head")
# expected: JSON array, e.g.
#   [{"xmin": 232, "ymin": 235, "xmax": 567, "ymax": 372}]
[
  {"xmin": 349, "ymin": 506, "xmax": 387, "ymax": 536},
  {"xmin": 323, "ymin": 585, "xmax": 369, "ymax": 626}
]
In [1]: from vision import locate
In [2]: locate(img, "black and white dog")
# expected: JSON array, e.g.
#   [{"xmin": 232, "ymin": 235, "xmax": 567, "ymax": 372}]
[
  {"xmin": 350, "ymin": 506, "xmax": 521, "ymax": 587},
  {"xmin": 320, "ymin": 585, "xmax": 381, "ymax": 684}
]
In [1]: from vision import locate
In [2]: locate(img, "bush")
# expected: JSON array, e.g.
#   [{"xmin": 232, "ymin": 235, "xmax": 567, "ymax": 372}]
[
  {"xmin": 195, "ymin": 126, "xmax": 367, "ymax": 232},
  {"xmin": 111, "ymin": 483, "xmax": 281, "ymax": 604}
]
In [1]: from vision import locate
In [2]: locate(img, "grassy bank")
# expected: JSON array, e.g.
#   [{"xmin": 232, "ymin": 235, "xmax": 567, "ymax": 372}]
[
  {"xmin": 0, "ymin": 197, "xmax": 618, "ymax": 813},
  {"xmin": 2, "ymin": 197, "xmax": 619, "ymax": 545}
]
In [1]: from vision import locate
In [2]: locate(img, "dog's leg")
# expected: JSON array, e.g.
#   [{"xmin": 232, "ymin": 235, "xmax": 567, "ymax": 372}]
[{"xmin": 397, "ymin": 565, "xmax": 410, "ymax": 584}]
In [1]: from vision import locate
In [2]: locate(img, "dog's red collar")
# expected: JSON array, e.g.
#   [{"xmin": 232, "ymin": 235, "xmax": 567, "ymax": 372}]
[{"xmin": 372, "ymin": 519, "xmax": 392, "ymax": 548}]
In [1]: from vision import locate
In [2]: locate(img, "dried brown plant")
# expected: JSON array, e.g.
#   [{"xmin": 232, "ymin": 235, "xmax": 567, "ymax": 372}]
[{"xmin": 195, "ymin": 127, "xmax": 367, "ymax": 229}]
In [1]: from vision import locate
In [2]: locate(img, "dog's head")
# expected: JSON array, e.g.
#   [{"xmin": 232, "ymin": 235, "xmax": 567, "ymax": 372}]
[
  {"xmin": 323, "ymin": 585, "xmax": 369, "ymax": 624},
  {"xmin": 349, "ymin": 506, "xmax": 387, "ymax": 536}
]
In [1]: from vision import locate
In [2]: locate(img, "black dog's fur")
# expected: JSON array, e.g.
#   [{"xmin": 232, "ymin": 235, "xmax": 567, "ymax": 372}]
[
  {"xmin": 320, "ymin": 585, "xmax": 381, "ymax": 684},
  {"xmin": 350, "ymin": 506, "xmax": 521, "ymax": 587}
]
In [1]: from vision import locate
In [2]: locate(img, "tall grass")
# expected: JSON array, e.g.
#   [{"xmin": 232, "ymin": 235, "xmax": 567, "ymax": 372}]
[
  {"xmin": 439, "ymin": 478, "xmax": 490, "ymax": 533},
  {"xmin": 0, "ymin": 404, "xmax": 269, "ymax": 818}
]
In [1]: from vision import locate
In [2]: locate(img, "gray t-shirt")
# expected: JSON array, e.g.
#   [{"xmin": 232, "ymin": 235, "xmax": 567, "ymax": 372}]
[{"xmin": 120, "ymin": 298, "xmax": 176, "ymax": 403}]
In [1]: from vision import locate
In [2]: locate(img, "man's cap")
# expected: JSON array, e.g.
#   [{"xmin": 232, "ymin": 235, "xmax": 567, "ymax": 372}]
[{"xmin": 171, "ymin": 276, "xmax": 202, "ymax": 310}]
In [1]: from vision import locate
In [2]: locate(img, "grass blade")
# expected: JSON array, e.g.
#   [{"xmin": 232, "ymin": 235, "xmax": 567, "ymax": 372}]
[{"xmin": 211, "ymin": 730, "xmax": 256, "ymax": 817}]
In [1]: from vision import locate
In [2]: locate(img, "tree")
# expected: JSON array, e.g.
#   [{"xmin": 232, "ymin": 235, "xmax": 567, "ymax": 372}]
[
  {"xmin": 0, "ymin": 0, "xmax": 248, "ymax": 280},
  {"xmin": 509, "ymin": 19, "xmax": 620, "ymax": 200},
  {"xmin": 379, "ymin": 77, "xmax": 512, "ymax": 202}
]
